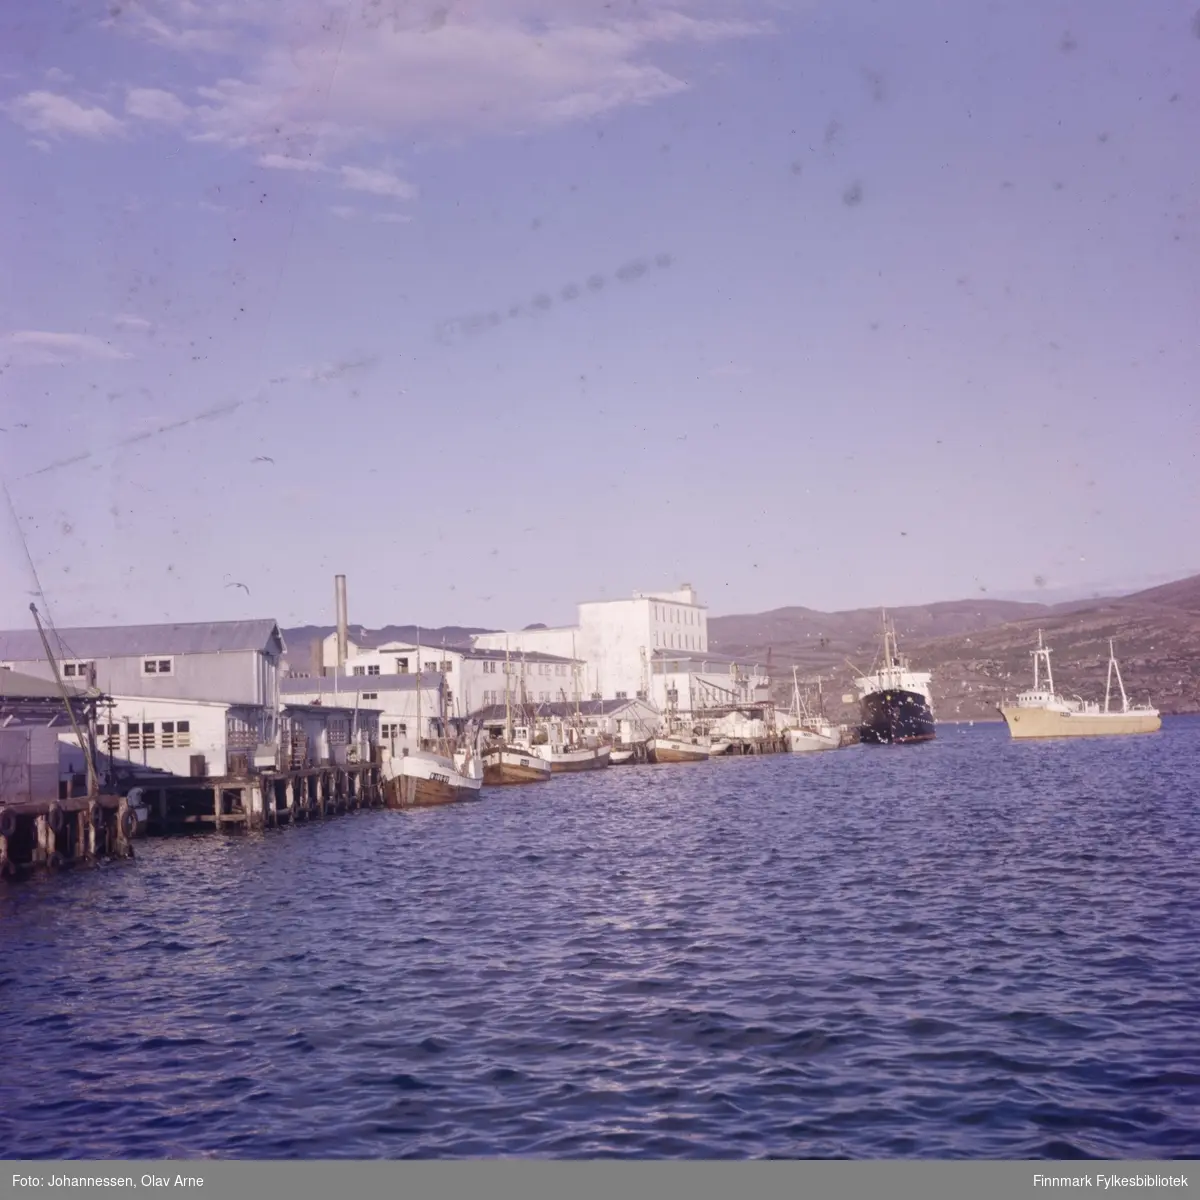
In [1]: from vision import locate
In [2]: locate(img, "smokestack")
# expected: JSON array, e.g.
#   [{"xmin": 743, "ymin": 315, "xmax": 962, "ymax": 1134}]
[{"xmin": 335, "ymin": 574, "xmax": 348, "ymax": 673}]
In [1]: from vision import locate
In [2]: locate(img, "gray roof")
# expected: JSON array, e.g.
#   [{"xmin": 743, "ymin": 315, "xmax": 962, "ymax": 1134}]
[
  {"xmin": 0, "ymin": 667, "xmax": 87, "ymax": 700},
  {"xmin": 651, "ymin": 649, "xmax": 747, "ymax": 668},
  {"xmin": 464, "ymin": 647, "xmax": 578, "ymax": 664},
  {"xmin": 281, "ymin": 672, "xmax": 441, "ymax": 696},
  {"xmin": 283, "ymin": 702, "xmax": 367, "ymax": 717},
  {"xmin": 474, "ymin": 698, "xmax": 655, "ymax": 722},
  {"xmin": 0, "ymin": 620, "xmax": 285, "ymax": 662}
]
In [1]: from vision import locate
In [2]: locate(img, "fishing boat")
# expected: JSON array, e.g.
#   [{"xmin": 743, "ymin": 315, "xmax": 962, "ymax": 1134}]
[
  {"xmin": 708, "ymin": 738, "xmax": 732, "ymax": 756},
  {"xmin": 782, "ymin": 669, "xmax": 840, "ymax": 753},
  {"xmin": 648, "ymin": 731, "xmax": 710, "ymax": 763},
  {"xmin": 855, "ymin": 614, "xmax": 936, "ymax": 745},
  {"xmin": 383, "ymin": 654, "xmax": 485, "ymax": 806},
  {"xmin": 609, "ymin": 747, "xmax": 637, "ymax": 765},
  {"xmin": 481, "ymin": 643, "xmax": 552, "ymax": 784},
  {"xmin": 998, "ymin": 633, "xmax": 1161, "ymax": 739}
]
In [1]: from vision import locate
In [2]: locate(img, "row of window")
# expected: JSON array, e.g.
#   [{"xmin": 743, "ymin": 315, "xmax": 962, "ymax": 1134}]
[
  {"xmin": 656, "ymin": 632, "xmax": 699, "ymax": 650},
  {"xmin": 98, "ymin": 720, "xmax": 192, "ymax": 751},
  {"xmin": 481, "ymin": 661, "xmax": 566, "ymax": 676},
  {"xmin": 653, "ymin": 605, "xmax": 701, "ymax": 627},
  {"xmin": 481, "ymin": 690, "xmax": 559, "ymax": 706},
  {"xmin": 381, "ymin": 723, "xmax": 409, "ymax": 739}
]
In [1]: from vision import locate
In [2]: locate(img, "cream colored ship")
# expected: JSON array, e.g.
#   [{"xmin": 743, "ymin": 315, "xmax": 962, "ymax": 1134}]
[{"xmin": 999, "ymin": 632, "xmax": 1161, "ymax": 739}]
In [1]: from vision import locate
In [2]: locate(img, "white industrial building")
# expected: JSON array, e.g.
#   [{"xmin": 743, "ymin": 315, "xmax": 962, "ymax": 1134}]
[{"xmin": 470, "ymin": 584, "xmax": 768, "ymax": 715}]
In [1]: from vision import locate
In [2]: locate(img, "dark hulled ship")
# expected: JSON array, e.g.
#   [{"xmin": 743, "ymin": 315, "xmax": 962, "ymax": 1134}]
[{"xmin": 855, "ymin": 615, "xmax": 936, "ymax": 745}]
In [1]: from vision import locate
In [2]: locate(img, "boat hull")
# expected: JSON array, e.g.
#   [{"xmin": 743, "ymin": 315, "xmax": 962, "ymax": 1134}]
[
  {"xmin": 999, "ymin": 707, "xmax": 1162, "ymax": 739},
  {"xmin": 859, "ymin": 690, "xmax": 936, "ymax": 745},
  {"xmin": 537, "ymin": 746, "xmax": 612, "ymax": 772},
  {"xmin": 708, "ymin": 740, "xmax": 732, "ymax": 757},
  {"xmin": 383, "ymin": 752, "xmax": 484, "ymax": 808},
  {"xmin": 385, "ymin": 774, "xmax": 482, "ymax": 807},
  {"xmin": 648, "ymin": 738, "xmax": 709, "ymax": 763},
  {"xmin": 482, "ymin": 748, "xmax": 552, "ymax": 785},
  {"xmin": 609, "ymin": 748, "xmax": 636, "ymax": 765},
  {"xmin": 785, "ymin": 727, "xmax": 840, "ymax": 753}
]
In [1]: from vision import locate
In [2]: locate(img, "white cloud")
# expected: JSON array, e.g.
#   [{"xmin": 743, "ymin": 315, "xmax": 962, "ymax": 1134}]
[
  {"xmin": 124, "ymin": 1, "xmax": 770, "ymax": 154},
  {"xmin": 113, "ymin": 313, "xmax": 154, "ymax": 332},
  {"xmin": 259, "ymin": 152, "xmax": 326, "ymax": 171},
  {"xmin": 126, "ymin": 87, "xmax": 191, "ymax": 123},
  {"xmin": 339, "ymin": 165, "xmax": 417, "ymax": 201},
  {"xmin": 44, "ymin": 67, "xmax": 73, "ymax": 85},
  {"xmin": 4, "ymin": 91, "xmax": 124, "ymax": 139},
  {"xmin": 2, "ymin": 331, "xmax": 133, "ymax": 366}
]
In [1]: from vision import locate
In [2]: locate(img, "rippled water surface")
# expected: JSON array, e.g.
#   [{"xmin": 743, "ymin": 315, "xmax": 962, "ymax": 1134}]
[{"xmin": 3, "ymin": 719, "xmax": 1199, "ymax": 1159}]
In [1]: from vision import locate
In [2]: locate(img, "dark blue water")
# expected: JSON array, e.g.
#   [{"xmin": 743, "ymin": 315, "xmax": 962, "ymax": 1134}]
[{"xmin": 3, "ymin": 719, "xmax": 1198, "ymax": 1160}]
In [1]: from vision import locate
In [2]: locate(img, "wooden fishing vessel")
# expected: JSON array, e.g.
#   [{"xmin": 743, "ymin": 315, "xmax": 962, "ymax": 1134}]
[
  {"xmin": 481, "ymin": 643, "xmax": 552, "ymax": 784},
  {"xmin": 383, "ymin": 747, "xmax": 483, "ymax": 807},
  {"xmin": 648, "ymin": 733, "xmax": 710, "ymax": 763}
]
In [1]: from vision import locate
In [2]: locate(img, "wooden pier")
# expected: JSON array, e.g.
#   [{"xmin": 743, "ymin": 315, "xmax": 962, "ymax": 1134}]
[
  {"xmin": 722, "ymin": 736, "xmax": 786, "ymax": 755},
  {"xmin": 133, "ymin": 763, "xmax": 385, "ymax": 834},
  {"xmin": 0, "ymin": 794, "xmax": 136, "ymax": 878}
]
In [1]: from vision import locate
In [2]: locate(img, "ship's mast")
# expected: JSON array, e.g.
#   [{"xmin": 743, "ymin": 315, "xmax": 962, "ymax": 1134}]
[
  {"xmin": 1105, "ymin": 639, "xmax": 1128, "ymax": 713},
  {"xmin": 505, "ymin": 637, "xmax": 512, "ymax": 742},
  {"xmin": 1033, "ymin": 630, "xmax": 1054, "ymax": 695}
]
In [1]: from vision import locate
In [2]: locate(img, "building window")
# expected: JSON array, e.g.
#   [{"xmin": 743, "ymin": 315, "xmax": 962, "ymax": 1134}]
[
  {"xmin": 352, "ymin": 666, "xmax": 366, "ymax": 676},
  {"xmin": 442, "ymin": 660, "xmax": 453, "ymax": 673},
  {"xmin": 158, "ymin": 720, "xmax": 191, "ymax": 749},
  {"xmin": 381, "ymin": 722, "xmax": 407, "ymax": 739},
  {"xmin": 396, "ymin": 657, "xmax": 409, "ymax": 673},
  {"xmin": 330, "ymin": 720, "xmax": 348, "ymax": 745},
  {"xmin": 143, "ymin": 658, "xmax": 173, "ymax": 676},
  {"xmin": 615, "ymin": 691, "xmax": 628, "ymax": 700},
  {"xmin": 128, "ymin": 722, "xmax": 156, "ymax": 750},
  {"xmin": 62, "ymin": 660, "xmax": 94, "ymax": 678},
  {"xmin": 367, "ymin": 664, "xmax": 380, "ymax": 676},
  {"xmin": 362, "ymin": 691, "xmax": 378, "ymax": 700}
]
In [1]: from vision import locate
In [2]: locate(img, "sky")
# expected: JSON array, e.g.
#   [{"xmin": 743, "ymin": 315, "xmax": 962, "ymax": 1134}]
[{"xmin": 1, "ymin": 0, "xmax": 1198, "ymax": 635}]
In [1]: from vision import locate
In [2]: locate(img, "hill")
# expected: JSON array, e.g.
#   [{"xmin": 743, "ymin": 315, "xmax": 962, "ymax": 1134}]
[{"xmin": 709, "ymin": 575, "xmax": 1200, "ymax": 722}]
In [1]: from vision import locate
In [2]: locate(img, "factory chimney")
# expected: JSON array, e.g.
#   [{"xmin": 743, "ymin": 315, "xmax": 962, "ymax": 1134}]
[{"xmin": 335, "ymin": 574, "xmax": 348, "ymax": 673}]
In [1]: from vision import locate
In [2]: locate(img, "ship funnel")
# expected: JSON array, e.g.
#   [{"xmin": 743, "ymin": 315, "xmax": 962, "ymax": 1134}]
[{"xmin": 335, "ymin": 574, "xmax": 349, "ymax": 672}]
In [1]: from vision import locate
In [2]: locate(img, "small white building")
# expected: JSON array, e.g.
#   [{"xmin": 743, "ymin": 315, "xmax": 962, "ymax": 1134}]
[
  {"xmin": 280, "ymin": 703, "xmax": 377, "ymax": 770},
  {"xmin": 280, "ymin": 672, "xmax": 446, "ymax": 759},
  {"xmin": 650, "ymin": 650, "xmax": 771, "ymax": 716},
  {"xmin": 335, "ymin": 641, "xmax": 582, "ymax": 718}
]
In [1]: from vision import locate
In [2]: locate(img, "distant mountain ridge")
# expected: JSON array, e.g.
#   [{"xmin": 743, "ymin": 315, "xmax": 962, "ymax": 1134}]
[
  {"xmin": 280, "ymin": 572, "xmax": 1200, "ymax": 718},
  {"xmin": 709, "ymin": 573, "xmax": 1200, "ymax": 720}
]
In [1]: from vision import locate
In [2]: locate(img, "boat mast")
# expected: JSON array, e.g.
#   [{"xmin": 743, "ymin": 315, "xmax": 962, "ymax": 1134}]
[
  {"xmin": 1106, "ymin": 639, "xmax": 1128, "ymax": 713},
  {"xmin": 415, "ymin": 627, "xmax": 421, "ymax": 751},
  {"xmin": 30, "ymin": 602, "xmax": 98, "ymax": 797},
  {"xmin": 505, "ymin": 637, "xmax": 512, "ymax": 742}
]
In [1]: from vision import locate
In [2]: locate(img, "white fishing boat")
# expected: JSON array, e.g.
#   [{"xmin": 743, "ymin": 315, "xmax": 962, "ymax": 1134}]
[
  {"xmin": 781, "ymin": 668, "xmax": 841, "ymax": 752},
  {"xmin": 609, "ymin": 747, "xmax": 637, "ymax": 765},
  {"xmin": 383, "ymin": 746, "xmax": 484, "ymax": 807},
  {"xmin": 999, "ymin": 633, "xmax": 1161, "ymax": 739},
  {"xmin": 383, "ymin": 656, "xmax": 485, "ymax": 806},
  {"xmin": 708, "ymin": 738, "xmax": 732, "ymax": 756},
  {"xmin": 648, "ymin": 731, "xmax": 710, "ymax": 763}
]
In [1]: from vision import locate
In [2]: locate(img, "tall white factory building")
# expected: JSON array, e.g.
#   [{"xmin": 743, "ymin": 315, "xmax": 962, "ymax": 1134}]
[{"xmin": 473, "ymin": 584, "xmax": 709, "ymax": 702}]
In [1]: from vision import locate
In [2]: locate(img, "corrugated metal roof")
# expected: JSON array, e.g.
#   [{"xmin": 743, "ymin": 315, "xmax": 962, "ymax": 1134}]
[
  {"xmin": 281, "ymin": 672, "xmax": 441, "ymax": 695},
  {"xmin": 0, "ymin": 668, "xmax": 86, "ymax": 700},
  {"xmin": 0, "ymin": 620, "xmax": 284, "ymax": 661},
  {"xmin": 473, "ymin": 698, "xmax": 655, "ymax": 721}
]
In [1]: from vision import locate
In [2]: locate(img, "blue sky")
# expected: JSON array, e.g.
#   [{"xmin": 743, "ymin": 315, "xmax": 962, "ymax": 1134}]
[{"xmin": 2, "ymin": 0, "xmax": 1198, "ymax": 634}]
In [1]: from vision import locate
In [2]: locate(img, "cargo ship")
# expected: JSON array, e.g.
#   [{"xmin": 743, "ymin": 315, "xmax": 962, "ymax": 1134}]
[{"xmin": 855, "ymin": 615, "xmax": 936, "ymax": 745}]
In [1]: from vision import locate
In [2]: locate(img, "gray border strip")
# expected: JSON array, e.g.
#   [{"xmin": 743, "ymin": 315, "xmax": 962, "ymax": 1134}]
[{"xmin": 3, "ymin": 1161, "xmax": 1196, "ymax": 1200}]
